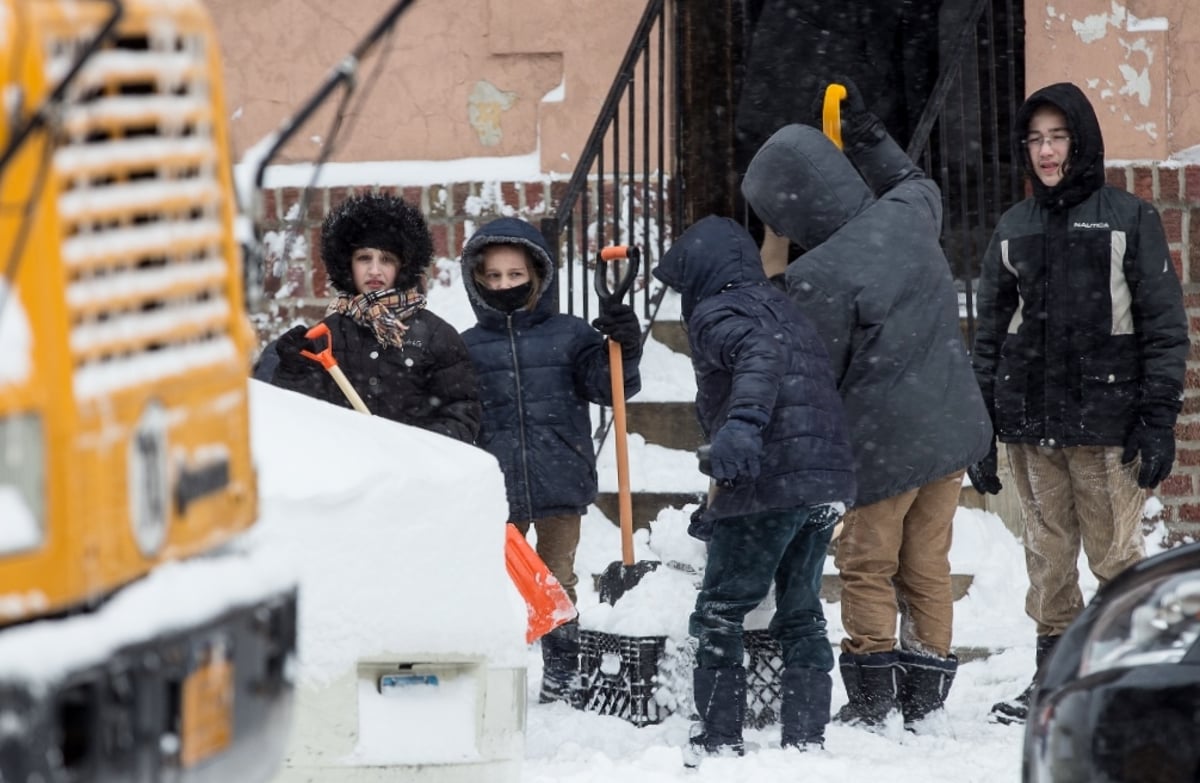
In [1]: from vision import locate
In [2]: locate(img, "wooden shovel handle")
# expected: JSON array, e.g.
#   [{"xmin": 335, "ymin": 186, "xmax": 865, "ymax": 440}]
[{"xmin": 608, "ymin": 339, "xmax": 634, "ymax": 566}]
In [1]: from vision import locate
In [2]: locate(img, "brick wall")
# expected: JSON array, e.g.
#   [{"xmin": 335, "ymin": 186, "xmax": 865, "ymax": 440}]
[{"xmin": 1106, "ymin": 162, "xmax": 1200, "ymax": 542}]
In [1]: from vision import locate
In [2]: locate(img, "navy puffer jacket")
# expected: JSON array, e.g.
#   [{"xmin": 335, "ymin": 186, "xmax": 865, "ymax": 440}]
[
  {"xmin": 460, "ymin": 218, "xmax": 641, "ymax": 522},
  {"xmin": 653, "ymin": 216, "xmax": 856, "ymax": 519}
]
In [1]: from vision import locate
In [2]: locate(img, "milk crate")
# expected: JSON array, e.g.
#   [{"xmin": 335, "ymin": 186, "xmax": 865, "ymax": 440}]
[
  {"xmin": 578, "ymin": 628, "xmax": 785, "ymax": 728},
  {"xmin": 579, "ymin": 631, "xmax": 668, "ymax": 726}
]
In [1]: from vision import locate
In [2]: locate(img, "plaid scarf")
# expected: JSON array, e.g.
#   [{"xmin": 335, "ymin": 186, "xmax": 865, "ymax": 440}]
[{"xmin": 326, "ymin": 287, "xmax": 427, "ymax": 349}]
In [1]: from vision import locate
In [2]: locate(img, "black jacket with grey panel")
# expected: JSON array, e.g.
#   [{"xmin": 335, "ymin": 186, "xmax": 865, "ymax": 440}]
[
  {"xmin": 971, "ymin": 82, "xmax": 1187, "ymax": 446},
  {"xmin": 741, "ymin": 123, "xmax": 992, "ymax": 507}
]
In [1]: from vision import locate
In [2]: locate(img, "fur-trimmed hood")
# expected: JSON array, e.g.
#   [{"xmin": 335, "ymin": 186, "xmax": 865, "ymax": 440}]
[{"xmin": 320, "ymin": 193, "xmax": 433, "ymax": 294}]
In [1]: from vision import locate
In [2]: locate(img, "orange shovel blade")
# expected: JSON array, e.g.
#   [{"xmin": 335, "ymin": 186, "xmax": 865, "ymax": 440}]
[{"xmin": 505, "ymin": 524, "xmax": 577, "ymax": 643}]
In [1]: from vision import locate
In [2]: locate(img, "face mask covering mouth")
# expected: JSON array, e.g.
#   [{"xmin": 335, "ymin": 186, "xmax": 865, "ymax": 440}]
[{"xmin": 480, "ymin": 281, "xmax": 533, "ymax": 313}]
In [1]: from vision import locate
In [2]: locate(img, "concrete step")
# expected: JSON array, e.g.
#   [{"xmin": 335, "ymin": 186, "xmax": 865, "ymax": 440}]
[
  {"xmin": 625, "ymin": 401, "xmax": 704, "ymax": 452},
  {"xmin": 593, "ymin": 490, "xmax": 705, "ymax": 532}
]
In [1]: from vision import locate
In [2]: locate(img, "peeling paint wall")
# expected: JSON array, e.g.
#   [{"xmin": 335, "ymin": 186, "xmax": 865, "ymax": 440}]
[
  {"xmin": 1027, "ymin": 0, "xmax": 1199, "ymax": 159},
  {"xmin": 205, "ymin": 0, "xmax": 647, "ymax": 173}
]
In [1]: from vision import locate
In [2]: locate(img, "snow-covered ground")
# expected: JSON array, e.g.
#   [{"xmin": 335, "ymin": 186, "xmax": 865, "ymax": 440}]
[{"xmin": 242, "ymin": 259, "xmax": 1175, "ymax": 781}]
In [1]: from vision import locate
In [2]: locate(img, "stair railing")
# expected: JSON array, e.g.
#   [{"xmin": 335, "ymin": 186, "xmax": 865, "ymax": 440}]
[{"xmin": 538, "ymin": 0, "xmax": 679, "ymax": 450}]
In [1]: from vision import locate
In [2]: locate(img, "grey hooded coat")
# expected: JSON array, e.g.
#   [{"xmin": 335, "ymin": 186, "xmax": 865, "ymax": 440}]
[{"xmin": 742, "ymin": 124, "xmax": 991, "ymax": 506}]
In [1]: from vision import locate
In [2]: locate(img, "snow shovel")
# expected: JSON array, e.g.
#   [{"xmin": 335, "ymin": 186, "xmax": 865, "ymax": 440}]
[
  {"xmin": 300, "ymin": 322, "xmax": 371, "ymax": 414},
  {"xmin": 822, "ymin": 82, "xmax": 847, "ymax": 151},
  {"xmin": 300, "ymin": 322, "xmax": 573, "ymax": 639},
  {"xmin": 505, "ymin": 524, "xmax": 577, "ymax": 643},
  {"xmin": 594, "ymin": 245, "xmax": 659, "ymax": 605}
]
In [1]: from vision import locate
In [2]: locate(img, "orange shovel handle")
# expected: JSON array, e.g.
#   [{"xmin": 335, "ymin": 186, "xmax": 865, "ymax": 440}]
[
  {"xmin": 299, "ymin": 322, "xmax": 338, "ymax": 370},
  {"xmin": 299, "ymin": 321, "xmax": 372, "ymax": 415}
]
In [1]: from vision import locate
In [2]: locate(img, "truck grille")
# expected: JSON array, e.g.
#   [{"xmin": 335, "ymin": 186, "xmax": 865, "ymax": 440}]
[{"xmin": 44, "ymin": 7, "xmax": 237, "ymax": 398}]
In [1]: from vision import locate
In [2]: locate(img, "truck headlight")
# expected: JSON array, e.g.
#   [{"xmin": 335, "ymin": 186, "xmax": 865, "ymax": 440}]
[
  {"xmin": 0, "ymin": 413, "xmax": 45, "ymax": 554},
  {"xmin": 1079, "ymin": 573, "xmax": 1200, "ymax": 677}
]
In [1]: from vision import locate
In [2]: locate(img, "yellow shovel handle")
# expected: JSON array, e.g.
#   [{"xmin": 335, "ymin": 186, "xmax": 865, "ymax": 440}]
[{"xmin": 822, "ymin": 83, "xmax": 847, "ymax": 150}]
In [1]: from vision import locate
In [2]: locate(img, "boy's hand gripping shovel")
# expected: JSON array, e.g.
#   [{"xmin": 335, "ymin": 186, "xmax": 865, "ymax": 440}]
[
  {"xmin": 594, "ymin": 245, "xmax": 660, "ymax": 605},
  {"xmin": 300, "ymin": 322, "xmax": 572, "ymax": 641},
  {"xmin": 300, "ymin": 322, "xmax": 372, "ymax": 414}
]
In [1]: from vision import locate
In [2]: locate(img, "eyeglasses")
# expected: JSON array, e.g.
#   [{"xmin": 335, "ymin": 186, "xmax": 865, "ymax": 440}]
[{"xmin": 1025, "ymin": 133, "xmax": 1071, "ymax": 150}]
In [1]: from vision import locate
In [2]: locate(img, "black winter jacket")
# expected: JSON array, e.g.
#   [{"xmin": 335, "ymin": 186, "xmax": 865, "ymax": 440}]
[
  {"xmin": 460, "ymin": 218, "xmax": 641, "ymax": 522},
  {"xmin": 654, "ymin": 216, "xmax": 856, "ymax": 519},
  {"xmin": 742, "ymin": 123, "xmax": 992, "ymax": 507},
  {"xmin": 972, "ymin": 82, "xmax": 1187, "ymax": 445},
  {"xmin": 270, "ymin": 309, "xmax": 481, "ymax": 443}
]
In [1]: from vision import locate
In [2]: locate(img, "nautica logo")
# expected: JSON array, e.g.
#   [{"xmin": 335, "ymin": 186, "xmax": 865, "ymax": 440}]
[{"xmin": 1073, "ymin": 221, "xmax": 1110, "ymax": 229}]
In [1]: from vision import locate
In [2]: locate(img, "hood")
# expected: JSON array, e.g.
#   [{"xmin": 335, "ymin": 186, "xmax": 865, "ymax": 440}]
[
  {"xmin": 460, "ymin": 217, "xmax": 557, "ymax": 325},
  {"xmin": 651, "ymin": 216, "xmax": 767, "ymax": 319},
  {"xmin": 320, "ymin": 193, "xmax": 432, "ymax": 294},
  {"xmin": 740, "ymin": 123, "xmax": 873, "ymax": 251},
  {"xmin": 1015, "ymin": 82, "xmax": 1105, "ymax": 212}
]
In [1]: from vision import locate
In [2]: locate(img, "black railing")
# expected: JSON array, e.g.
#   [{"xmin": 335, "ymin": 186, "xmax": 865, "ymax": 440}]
[
  {"xmin": 539, "ymin": 0, "xmax": 677, "ymax": 328},
  {"xmin": 906, "ymin": 0, "xmax": 1026, "ymax": 345}
]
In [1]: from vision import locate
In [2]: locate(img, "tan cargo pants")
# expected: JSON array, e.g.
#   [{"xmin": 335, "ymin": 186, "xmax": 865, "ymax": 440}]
[
  {"xmin": 1007, "ymin": 444, "xmax": 1145, "ymax": 637},
  {"xmin": 835, "ymin": 471, "xmax": 963, "ymax": 658},
  {"xmin": 513, "ymin": 513, "xmax": 581, "ymax": 605}
]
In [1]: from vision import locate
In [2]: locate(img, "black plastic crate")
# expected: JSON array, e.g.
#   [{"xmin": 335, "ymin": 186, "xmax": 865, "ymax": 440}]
[
  {"xmin": 579, "ymin": 630, "xmax": 668, "ymax": 726},
  {"xmin": 578, "ymin": 628, "xmax": 785, "ymax": 728},
  {"xmin": 743, "ymin": 629, "xmax": 784, "ymax": 728}
]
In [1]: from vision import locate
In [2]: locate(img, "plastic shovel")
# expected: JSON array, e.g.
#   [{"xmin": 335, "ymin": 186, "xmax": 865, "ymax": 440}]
[
  {"xmin": 594, "ymin": 245, "xmax": 660, "ymax": 605},
  {"xmin": 300, "ymin": 322, "xmax": 371, "ymax": 414},
  {"xmin": 299, "ymin": 321, "xmax": 572, "ymax": 640}
]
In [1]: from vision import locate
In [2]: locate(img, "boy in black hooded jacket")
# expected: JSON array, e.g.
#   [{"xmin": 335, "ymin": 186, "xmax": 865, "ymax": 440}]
[
  {"xmin": 654, "ymin": 216, "xmax": 856, "ymax": 761},
  {"xmin": 969, "ymin": 82, "xmax": 1187, "ymax": 724}
]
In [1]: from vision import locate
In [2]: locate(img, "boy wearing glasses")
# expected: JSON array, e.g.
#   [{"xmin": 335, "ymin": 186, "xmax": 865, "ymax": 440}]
[{"xmin": 969, "ymin": 82, "xmax": 1188, "ymax": 724}]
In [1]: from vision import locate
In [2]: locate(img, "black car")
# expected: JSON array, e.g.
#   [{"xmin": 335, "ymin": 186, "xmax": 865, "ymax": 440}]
[{"xmin": 1023, "ymin": 541, "xmax": 1200, "ymax": 783}]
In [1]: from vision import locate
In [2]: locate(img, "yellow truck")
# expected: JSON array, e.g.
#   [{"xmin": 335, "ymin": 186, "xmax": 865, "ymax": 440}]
[{"xmin": 0, "ymin": 1, "xmax": 296, "ymax": 779}]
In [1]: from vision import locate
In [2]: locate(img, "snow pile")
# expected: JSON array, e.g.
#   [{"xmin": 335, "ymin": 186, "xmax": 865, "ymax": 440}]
[{"xmin": 247, "ymin": 381, "xmax": 527, "ymax": 685}]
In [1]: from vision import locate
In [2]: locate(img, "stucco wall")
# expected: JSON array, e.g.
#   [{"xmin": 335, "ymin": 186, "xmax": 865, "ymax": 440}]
[
  {"xmin": 206, "ymin": 0, "xmax": 648, "ymax": 173},
  {"xmin": 1025, "ymin": 0, "xmax": 1200, "ymax": 159}
]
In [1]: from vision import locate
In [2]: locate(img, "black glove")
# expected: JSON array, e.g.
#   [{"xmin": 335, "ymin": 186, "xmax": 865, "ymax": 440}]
[
  {"xmin": 812, "ymin": 77, "xmax": 886, "ymax": 150},
  {"xmin": 967, "ymin": 438, "xmax": 1002, "ymax": 495},
  {"xmin": 1122, "ymin": 422, "xmax": 1175, "ymax": 489},
  {"xmin": 708, "ymin": 417, "xmax": 763, "ymax": 485},
  {"xmin": 688, "ymin": 499, "xmax": 714, "ymax": 542},
  {"xmin": 274, "ymin": 324, "xmax": 313, "ymax": 371},
  {"xmin": 592, "ymin": 303, "xmax": 642, "ymax": 361}
]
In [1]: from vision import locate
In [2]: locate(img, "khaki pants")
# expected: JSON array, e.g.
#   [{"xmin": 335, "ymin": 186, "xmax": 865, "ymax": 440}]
[
  {"xmin": 1007, "ymin": 444, "xmax": 1145, "ymax": 636},
  {"xmin": 513, "ymin": 513, "xmax": 581, "ymax": 605},
  {"xmin": 835, "ymin": 472, "xmax": 963, "ymax": 657}
]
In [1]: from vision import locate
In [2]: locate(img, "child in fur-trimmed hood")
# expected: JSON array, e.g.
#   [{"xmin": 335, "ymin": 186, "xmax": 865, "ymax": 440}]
[{"xmin": 269, "ymin": 193, "xmax": 481, "ymax": 443}]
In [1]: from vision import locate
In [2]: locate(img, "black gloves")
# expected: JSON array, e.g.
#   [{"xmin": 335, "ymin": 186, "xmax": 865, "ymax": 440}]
[
  {"xmin": 1122, "ymin": 421, "xmax": 1176, "ymax": 489},
  {"xmin": 707, "ymin": 417, "xmax": 764, "ymax": 485},
  {"xmin": 967, "ymin": 438, "xmax": 1002, "ymax": 495},
  {"xmin": 688, "ymin": 499, "xmax": 714, "ymax": 542},
  {"xmin": 274, "ymin": 324, "xmax": 313, "ymax": 371},
  {"xmin": 593, "ymin": 303, "xmax": 642, "ymax": 361},
  {"xmin": 814, "ymin": 77, "xmax": 886, "ymax": 151}
]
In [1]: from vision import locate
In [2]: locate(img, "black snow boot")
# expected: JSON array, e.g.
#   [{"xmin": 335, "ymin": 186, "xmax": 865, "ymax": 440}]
[
  {"xmin": 833, "ymin": 651, "xmax": 903, "ymax": 727},
  {"xmin": 683, "ymin": 666, "xmax": 746, "ymax": 767},
  {"xmin": 780, "ymin": 667, "xmax": 832, "ymax": 750},
  {"xmin": 991, "ymin": 634, "xmax": 1059, "ymax": 725},
  {"xmin": 539, "ymin": 621, "xmax": 580, "ymax": 706},
  {"xmin": 898, "ymin": 650, "xmax": 957, "ymax": 727}
]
